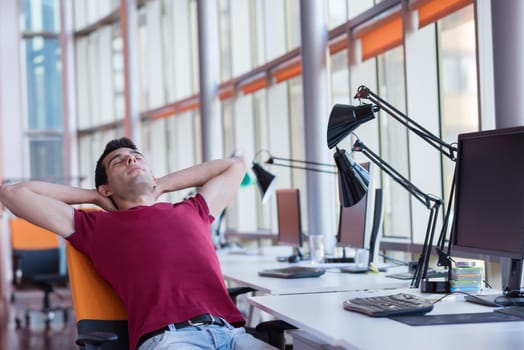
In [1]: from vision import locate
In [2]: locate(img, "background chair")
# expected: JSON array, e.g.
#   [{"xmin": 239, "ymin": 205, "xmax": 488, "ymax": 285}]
[{"xmin": 9, "ymin": 218, "xmax": 70, "ymax": 330}]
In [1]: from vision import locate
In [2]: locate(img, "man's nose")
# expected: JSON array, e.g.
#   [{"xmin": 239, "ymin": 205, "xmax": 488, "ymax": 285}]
[{"xmin": 127, "ymin": 155, "xmax": 137, "ymax": 164}]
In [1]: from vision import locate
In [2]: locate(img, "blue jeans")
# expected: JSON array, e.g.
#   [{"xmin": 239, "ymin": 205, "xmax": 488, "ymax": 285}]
[{"xmin": 138, "ymin": 322, "xmax": 275, "ymax": 350}]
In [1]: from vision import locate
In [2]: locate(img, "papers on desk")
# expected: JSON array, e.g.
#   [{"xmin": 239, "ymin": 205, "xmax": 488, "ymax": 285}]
[
  {"xmin": 295, "ymin": 260, "xmax": 394, "ymax": 271},
  {"xmin": 258, "ymin": 266, "xmax": 326, "ymax": 279},
  {"xmin": 223, "ymin": 248, "xmax": 260, "ymax": 256},
  {"xmin": 296, "ymin": 261, "xmax": 358, "ymax": 269}
]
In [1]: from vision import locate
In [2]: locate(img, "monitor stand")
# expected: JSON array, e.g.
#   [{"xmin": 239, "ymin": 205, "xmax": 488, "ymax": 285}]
[
  {"xmin": 277, "ymin": 247, "xmax": 303, "ymax": 263},
  {"xmin": 464, "ymin": 294, "xmax": 524, "ymax": 307},
  {"xmin": 324, "ymin": 247, "xmax": 355, "ymax": 263},
  {"xmin": 467, "ymin": 259, "xmax": 524, "ymax": 307}
]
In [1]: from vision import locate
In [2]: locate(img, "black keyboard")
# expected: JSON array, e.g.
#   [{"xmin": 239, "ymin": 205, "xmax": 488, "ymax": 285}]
[
  {"xmin": 258, "ymin": 266, "xmax": 326, "ymax": 279},
  {"xmin": 343, "ymin": 293, "xmax": 434, "ymax": 317}
]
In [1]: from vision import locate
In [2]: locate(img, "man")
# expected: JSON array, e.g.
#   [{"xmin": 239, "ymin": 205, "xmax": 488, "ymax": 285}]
[{"xmin": 0, "ymin": 137, "xmax": 273, "ymax": 350}]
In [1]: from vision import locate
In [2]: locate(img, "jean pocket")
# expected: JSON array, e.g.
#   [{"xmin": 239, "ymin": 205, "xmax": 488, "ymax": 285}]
[{"xmin": 139, "ymin": 332, "xmax": 167, "ymax": 350}]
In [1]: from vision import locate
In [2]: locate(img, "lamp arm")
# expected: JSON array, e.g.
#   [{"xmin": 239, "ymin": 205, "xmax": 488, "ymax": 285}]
[
  {"xmin": 355, "ymin": 85, "xmax": 458, "ymax": 161},
  {"xmin": 352, "ymin": 139, "xmax": 443, "ymax": 289},
  {"xmin": 435, "ymin": 165, "xmax": 458, "ymax": 268},
  {"xmin": 353, "ymin": 140, "xmax": 441, "ymax": 209},
  {"xmin": 268, "ymin": 156, "xmax": 336, "ymax": 168},
  {"xmin": 411, "ymin": 201, "xmax": 442, "ymax": 289},
  {"xmin": 267, "ymin": 156, "xmax": 337, "ymax": 174},
  {"xmin": 268, "ymin": 161, "xmax": 337, "ymax": 174}
]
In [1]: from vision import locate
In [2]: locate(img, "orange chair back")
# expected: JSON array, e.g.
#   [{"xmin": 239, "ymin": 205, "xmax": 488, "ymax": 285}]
[{"xmin": 66, "ymin": 243, "xmax": 128, "ymax": 322}]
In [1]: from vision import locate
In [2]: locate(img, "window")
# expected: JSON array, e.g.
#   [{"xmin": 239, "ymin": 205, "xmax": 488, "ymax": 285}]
[
  {"xmin": 376, "ymin": 47, "xmax": 411, "ymax": 239},
  {"xmin": 25, "ymin": 38, "xmax": 62, "ymax": 130},
  {"xmin": 23, "ymin": 0, "xmax": 60, "ymax": 32},
  {"xmin": 29, "ymin": 138, "xmax": 64, "ymax": 180},
  {"xmin": 438, "ymin": 5, "xmax": 479, "ymax": 197},
  {"xmin": 22, "ymin": 0, "xmax": 64, "ymax": 181}
]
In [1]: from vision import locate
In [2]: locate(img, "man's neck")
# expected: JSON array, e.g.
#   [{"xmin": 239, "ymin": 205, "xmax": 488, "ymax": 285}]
[{"xmin": 114, "ymin": 195, "xmax": 156, "ymax": 210}]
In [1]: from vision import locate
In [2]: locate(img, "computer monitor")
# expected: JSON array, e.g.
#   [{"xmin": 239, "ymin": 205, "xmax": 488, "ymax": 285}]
[
  {"xmin": 275, "ymin": 188, "xmax": 303, "ymax": 262},
  {"xmin": 334, "ymin": 163, "xmax": 382, "ymax": 264},
  {"xmin": 337, "ymin": 163, "xmax": 371, "ymax": 247},
  {"xmin": 451, "ymin": 126, "xmax": 524, "ymax": 305}
]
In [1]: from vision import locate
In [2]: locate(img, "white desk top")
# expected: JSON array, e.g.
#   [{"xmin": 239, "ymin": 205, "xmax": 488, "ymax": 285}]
[
  {"xmin": 248, "ymin": 289, "xmax": 524, "ymax": 350},
  {"xmin": 218, "ymin": 250, "xmax": 409, "ymax": 295}
]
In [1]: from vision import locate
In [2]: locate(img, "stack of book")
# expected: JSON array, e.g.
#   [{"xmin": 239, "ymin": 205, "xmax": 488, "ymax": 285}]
[{"xmin": 450, "ymin": 263, "xmax": 483, "ymax": 292}]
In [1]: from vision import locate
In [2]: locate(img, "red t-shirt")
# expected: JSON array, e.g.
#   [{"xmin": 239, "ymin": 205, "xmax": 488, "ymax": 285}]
[{"xmin": 66, "ymin": 194, "xmax": 245, "ymax": 350}]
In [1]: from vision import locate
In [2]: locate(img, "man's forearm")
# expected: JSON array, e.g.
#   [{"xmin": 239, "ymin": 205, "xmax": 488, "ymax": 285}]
[
  {"xmin": 155, "ymin": 157, "xmax": 244, "ymax": 195},
  {"xmin": 0, "ymin": 181, "xmax": 105, "ymax": 237},
  {"xmin": 0, "ymin": 181, "xmax": 99, "ymax": 207}
]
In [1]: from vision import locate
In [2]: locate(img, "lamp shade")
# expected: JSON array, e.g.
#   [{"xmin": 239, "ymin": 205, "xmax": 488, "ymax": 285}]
[
  {"xmin": 333, "ymin": 148, "xmax": 369, "ymax": 207},
  {"xmin": 240, "ymin": 172, "xmax": 257, "ymax": 188},
  {"xmin": 251, "ymin": 162, "xmax": 277, "ymax": 204},
  {"xmin": 327, "ymin": 104, "xmax": 378, "ymax": 149}
]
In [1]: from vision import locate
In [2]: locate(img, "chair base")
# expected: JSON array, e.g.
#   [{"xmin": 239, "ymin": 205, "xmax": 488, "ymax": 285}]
[{"xmin": 15, "ymin": 306, "xmax": 70, "ymax": 330}]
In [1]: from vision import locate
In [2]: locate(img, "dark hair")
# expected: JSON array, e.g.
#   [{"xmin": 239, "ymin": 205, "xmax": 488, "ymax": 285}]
[{"xmin": 95, "ymin": 137, "xmax": 138, "ymax": 189}]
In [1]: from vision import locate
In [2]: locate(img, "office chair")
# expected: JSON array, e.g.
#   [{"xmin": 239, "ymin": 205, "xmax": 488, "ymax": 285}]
[
  {"xmin": 9, "ymin": 217, "xmax": 70, "ymax": 330},
  {"xmin": 65, "ymin": 242, "xmax": 128, "ymax": 350},
  {"xmin": 66, "ymin": 242, "xmax": 290, "ymax": 350}
]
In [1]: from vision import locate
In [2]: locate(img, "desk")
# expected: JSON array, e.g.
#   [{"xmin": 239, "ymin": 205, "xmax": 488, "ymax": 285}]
[
  {"xmin": 248, "ymin": 289, "xmax": 524, "ymax": 350},
  {"xmin": 218, "ymin": 251, "xmax": 409, "ymax": 295}
]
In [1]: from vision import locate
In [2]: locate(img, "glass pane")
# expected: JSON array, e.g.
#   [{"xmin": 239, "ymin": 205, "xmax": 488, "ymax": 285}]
[
  {"xmin": 286, "ymin": 0, "xmax": 301, "ymax": 50},
  {"xmin": 230, "ymin": 0, "xmax": 253, "ymax": 76},
  {"xmin": 113, "ymin": 25, "xmax": 125, "ymax": 119},
  {"xmin": 438, "ymin": 5, "xmax": 478, "ymax": 197},
  {"xmin": 288, "ymin": 76, "xmax": 307, "ymax": 232},
  {"xmin": 348, "ymin": 0, "xmax": 374, "ymax": 18},
  {"xmin": 330, "ymin": 50, "xmax": 350, "ymax": 105},
  {"xmin": 23, "ymin": 0, "xmax": 60, "ymax": 32},
  {"xmin": 25, "ymin": 37, "xmax": 63, "ymax": 130},
  {"xmin": 327, "ymin": 0, "xmax": 348, "ymax": 29},
  {"xmin": 29, "ymin": 138, "xmax": 64, "ymax": 181},
  {"xmin": 377, "ymin": 47, "xmax": 411, "ymax": 239},
  {"xmin": 166, "ymin": 0, "xmax": 195, "ymax": 101},
  {"xmin": 218, "ymin": 0, "xmax": 233, "ymax": 81}
]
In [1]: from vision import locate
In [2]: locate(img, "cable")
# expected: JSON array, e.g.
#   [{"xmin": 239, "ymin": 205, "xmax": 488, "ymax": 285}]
[
  {"xmin": 431, "ymin": 293, "xmax": 452, "ymax": 304},
  {"xmin": 377, "ymin": 252, "xmax": 410, "ymax": 266}
]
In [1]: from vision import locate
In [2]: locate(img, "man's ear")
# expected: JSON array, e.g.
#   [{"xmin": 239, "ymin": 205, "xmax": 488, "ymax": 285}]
[{"xmin": 98, "ymin": 184, "xmax": 114, "ymax": 197}]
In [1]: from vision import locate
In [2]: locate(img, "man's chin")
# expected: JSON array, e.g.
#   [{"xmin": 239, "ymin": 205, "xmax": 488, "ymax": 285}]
[{"xmin": 127, "ymin": 178, "xmax": 155, "ymax": 192}]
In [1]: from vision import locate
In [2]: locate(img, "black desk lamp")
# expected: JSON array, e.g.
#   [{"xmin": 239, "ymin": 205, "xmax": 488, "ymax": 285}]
[
  {"xmin": 327, "ymin": 85, "xmax": 458, "ymax": 291},
  {"xmin": 352, "ymin": 85, "xmax": 458, "ymax": 160},
  {"xmin": 251, "ymin": 151, "xmax": 337, "ymax": 204},
  {"xmin": 351, "ymin": 85, "xmax": 458, "ymax": 272},
  {"xmin": 251, "ymin": 162, "xmax": 278, "ymax": 204},
  {"xmin": 348, "ymin": 140, "xmax": 442, "ymax": 289},
  {"xmin": 251, "ymin": 151, "xmax": 368, "ymax": 208}
]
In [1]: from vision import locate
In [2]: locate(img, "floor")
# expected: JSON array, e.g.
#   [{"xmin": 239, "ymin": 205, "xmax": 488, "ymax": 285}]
[{"xmin": 0, "ymin": 288, "xmax": 77, "ymax": 350}]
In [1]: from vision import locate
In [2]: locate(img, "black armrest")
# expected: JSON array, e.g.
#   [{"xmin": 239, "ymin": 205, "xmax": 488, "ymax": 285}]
[
  {"xmin": 227, "ymin": 286, "xmax": 256, "ymax": 304},
  {"xmin": 76, "ymin": 331, "xmax": 118, "ymax": 350},
  {"xmin": 255, "ymin": 320, "xmax": 297, "ymax": 350}
]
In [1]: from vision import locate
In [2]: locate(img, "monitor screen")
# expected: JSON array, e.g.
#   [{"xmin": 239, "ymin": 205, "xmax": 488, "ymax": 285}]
[
  {"xmin": 276, "ymin": 188, "xmax": 302, "ymax": 248},
  {"xmin": 451, "ymin": 126, "xmax": 524, "ymax": 294},
  {"xmin": 337, "ymin": 162, "xmax": 371, "ymax": 249},
  {"xmin": 337, "ymin": 198, "xmax": 367, "ymax": 248}
]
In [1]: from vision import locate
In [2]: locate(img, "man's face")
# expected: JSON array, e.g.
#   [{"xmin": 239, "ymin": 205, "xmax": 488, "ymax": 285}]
[{"xmin": 99, "ymin": 147, "xmax": 156, "ymax": 197}]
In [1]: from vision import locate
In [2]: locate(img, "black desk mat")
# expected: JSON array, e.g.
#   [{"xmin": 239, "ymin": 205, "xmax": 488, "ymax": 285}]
[{"xmin": 390, "ymin": 312, "xmax": 524, "ymax": 326}]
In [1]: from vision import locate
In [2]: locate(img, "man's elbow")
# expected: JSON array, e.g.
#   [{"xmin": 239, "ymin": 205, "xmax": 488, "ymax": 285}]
[
  {"xmin": 0, "ymin": 183, "xmax": 13, "ymax": 200},
  {"xmin": 0, "ymin": 183, "xmax": 25, "ymax": 203},
  {"xmin": 232, "ymin": 156, "xmax": 247, "ymax": 174}
]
